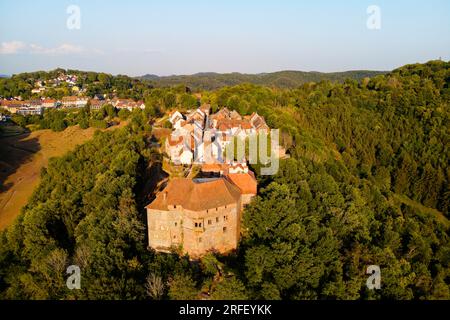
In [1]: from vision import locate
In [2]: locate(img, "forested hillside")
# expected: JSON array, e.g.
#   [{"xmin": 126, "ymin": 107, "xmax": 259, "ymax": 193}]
[
  {"xmin": 0, "ymin": 60, "xmax": 448, "ymax": 300},
  {"xmin": 140, "ymin": 70, "xmax": 387, "ymax": 90},
  {"xmin": 0, "ymin": 68, "xmax": 152, "ymax": 100}
]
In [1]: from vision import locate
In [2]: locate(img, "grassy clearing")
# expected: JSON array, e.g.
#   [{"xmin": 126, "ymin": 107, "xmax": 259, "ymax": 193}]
[{"xmin": 0, "ymin": 122, "xmax": 127, "ymax": 230}]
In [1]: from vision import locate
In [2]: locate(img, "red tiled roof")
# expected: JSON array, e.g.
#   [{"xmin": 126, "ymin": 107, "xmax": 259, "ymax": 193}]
[
  {"xmin": 146, "ymin": 178, "xmax": 242, "ymax": 211},
  {"xmin": 201, "ymin": 163, "xmax": 223, "ymax": 173},
  {"xmin": 167, "ymin": 135, "xmax": 184, "ymax": 146},
  {"xmin": 225, "ymin": 173, "xmax": 257, "ymax": 195},
  {"xmin": 1, "ymin": 100, "xmax": 23, "ymax": 107},
  {"xmin": 62, "ymin": 96, "xmax": 78, "ymax": 102},
  {"xmin": 241, "ymin": 121, "xmax": 253, "ymax": 129}
]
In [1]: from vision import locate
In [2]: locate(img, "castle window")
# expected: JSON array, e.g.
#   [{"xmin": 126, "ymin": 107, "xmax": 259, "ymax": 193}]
[
  {"xmin": 216, "ymin": 217, "xmax": 219, "ymax": 223},
  {"xmin": 199, "ymin": 223, "xmax": 202, "ymax": 227},
  {"xmin": 173, "ymin": 205, "xmax": 176, "ymax": 209},
  {"xmin": 173, "ymin": 235, "xmax": 177, "ymax": 239},
  {"xmin": 198, "ymin": 237, "xmax": 202, "ymax": 243},
  {"xmin": 223, "ymin": 227, "xmax": 227, "ymax": 233},
  {"xmin": 174, "ymin": 222, "xmax": 177, "ymax": 227},
  {"xmin": 224, "ymin": 215, "xmax": 228, "ymax": 221},
  {"xmin": 195, "ymin": 222, "xmax": 198, "ymax": 227},
  {"xmin": 206, "ymin": 209, "xmax": 209, "ymax": 213},
  {"xmin": 208, "ymin": 219, "xmax": 212, "ymax": 225},
  {"xmin": 216, "ymin": 207, "xmax": 218, "ymax": 211}
]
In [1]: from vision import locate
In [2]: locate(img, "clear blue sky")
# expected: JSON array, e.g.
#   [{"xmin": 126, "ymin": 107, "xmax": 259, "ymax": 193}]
[{"xmin": 1, "ymin": 0, "xmax": 449, "ymax": 76}]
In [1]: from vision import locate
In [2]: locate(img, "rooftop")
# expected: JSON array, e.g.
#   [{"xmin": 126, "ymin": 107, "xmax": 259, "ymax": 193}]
[
  {"xmin": 225, "ymin": 173, "xmax": 257, "ymax": 195},
  {"xmin": 146, "ymin": 177, "xmax": 242, "ymax": 211}
]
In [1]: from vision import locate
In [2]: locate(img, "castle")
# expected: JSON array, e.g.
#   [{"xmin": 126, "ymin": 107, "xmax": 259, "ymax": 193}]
[
  {"xmin": 145, "ymin": 171, "xmax": 257, "ymax": 257},
  {"xmin": 145, "ymin": 106, "xmax": 268, "ymax": 257}
]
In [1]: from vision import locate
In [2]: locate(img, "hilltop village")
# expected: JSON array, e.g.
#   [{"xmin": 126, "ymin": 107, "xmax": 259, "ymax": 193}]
[
  {"xmin": 0, "ymin": 72, "xmax": 147, "ymax": 116},
  {"xmin": 0, "ymin": 95, "xmax": 145, "ymax": 116},
  {"xmin": 146, "ymin": 105, "xmax": 277, "ymax": 257}
]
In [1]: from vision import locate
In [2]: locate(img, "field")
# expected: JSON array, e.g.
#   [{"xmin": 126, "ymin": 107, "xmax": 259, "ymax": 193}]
[{"xmin": 0, "ymin": 123, "xmax": 126, "ymax": 230}]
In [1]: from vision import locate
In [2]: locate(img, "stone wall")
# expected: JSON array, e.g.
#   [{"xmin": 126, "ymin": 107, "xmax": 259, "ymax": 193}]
[
  {"xmin": 147, "ymin": 209, "xmax": 182, "ymax": 252},
  {"xmin": 147, "ymin": 197, "xmax": 242, "ymax": 257}
]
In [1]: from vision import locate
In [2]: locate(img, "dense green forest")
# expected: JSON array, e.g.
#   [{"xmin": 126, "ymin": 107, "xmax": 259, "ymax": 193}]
[
  {"xmin": 0, "ymin": 60, "xmax": 448, "ymax": 299},
  {"xmin": 0, "ymin": 69, "xmax": 386, "ymax": 99},
  {"xmin": 139, "ymin": 70, "xmax": 387, "ymax": 90}
]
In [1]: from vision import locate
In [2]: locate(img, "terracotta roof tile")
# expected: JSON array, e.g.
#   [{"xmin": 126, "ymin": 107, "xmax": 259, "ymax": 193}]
[
  {"xmin": 167, "ymin": 135, "xmax": 184, "ymax": 146},
  {"xmin": 225, "ymin": 173, "xmax": 257, "ymax": 195},
  {"xmin": 146, "ymin": 178, "xmax": 242, "ymax": 211}
]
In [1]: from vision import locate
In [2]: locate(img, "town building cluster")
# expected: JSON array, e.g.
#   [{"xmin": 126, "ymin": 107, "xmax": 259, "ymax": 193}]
[
  {"xmin": 165, "ymin": 105, "xmax": 270, "ymax": 165},
  {"xmin": 31, "ymin": 74, "xmax": 79, "ymax": 95},
  {"xmin": 146, "ymin": 105, "xmax": 272, "ymax": 257},
  {"xmin": 0, "ymin": 96, "xmax": 145, "ymax": 116},
  {"xmin": 0, "ymin": 72, "xmax": 146, "ymax": 116}
]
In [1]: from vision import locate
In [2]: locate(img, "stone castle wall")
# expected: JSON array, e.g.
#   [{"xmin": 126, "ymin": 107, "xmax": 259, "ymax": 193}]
[{"xmin": 147, "ymin": 197, "xmax": 242, "ymax": 257}]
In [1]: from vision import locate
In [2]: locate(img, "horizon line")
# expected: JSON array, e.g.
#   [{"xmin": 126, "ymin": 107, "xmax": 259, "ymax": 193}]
[{"xmin": 3, "ymin": 58, "xmax": 448, "ymax": 78}]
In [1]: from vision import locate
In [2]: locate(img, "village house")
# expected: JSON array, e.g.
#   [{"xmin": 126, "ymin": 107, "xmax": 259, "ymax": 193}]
[
  {"xmin": 16, "ymin": 107, "xmax": 43, "ymax": 116},
  {"xmin": 89, "ymin": 98, "xmax": 107, "ymax": 111},
  {"xmin": 31, "ymin": 87, "xmax": 46, "ymax": 94},
  {"xmin": 169, "ymin": 110, "xmax": 184, "ymax": 129},
  {"xmin": 61, "ymin": 96, "xmax": 88, "ymax": 108},
  {"xmin": 246, "ymin": 112, "xmax": 269, "ymax": 133},
  {"xmin": 113, "ymin": 98, "xmax": 145, "ymax": 111},
  {"xmin": 165, "ymin": 134, "xmax": 194, "ymax": 165},
  {"xmin": 28, "ymin": 99, "xmax": 43, "ymax": 108},
  {"xmin": 0, "ymin": 100, "xmax": 23, "ymax": 113},
  {"xmin": 0, "ymin": 99, "xmax": 44, "ymax": 115},
  {"xmin": 145, "ymin": 173, "xmax": 257, "ymax": 257},
  {"xmin": 42, "ymin": 99, "xmax": 56, "ymax": 108}
]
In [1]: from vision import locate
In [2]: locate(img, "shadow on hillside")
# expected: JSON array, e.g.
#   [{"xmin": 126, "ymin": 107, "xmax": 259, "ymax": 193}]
[
  {"xmin": 139, "ymin": 160, "xmax": 169, "ymax": 208},
  {"xmin": 0, "ymin": 132, "xmax": 41, "ymax": 193}
]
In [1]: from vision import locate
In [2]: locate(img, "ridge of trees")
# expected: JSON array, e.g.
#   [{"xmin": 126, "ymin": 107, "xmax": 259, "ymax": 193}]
[{"xmin": 0, "ymin": 60, "xmax": 448, "ymax": 299}]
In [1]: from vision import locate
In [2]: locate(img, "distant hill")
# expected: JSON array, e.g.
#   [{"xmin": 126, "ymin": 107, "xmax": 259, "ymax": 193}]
[
  {"xmin": 139, "ymin": 70, "xmax": 388, "ymax": 90},
  {"xmin": 0, "ymin": 74, "xmax": 10, "ymax": 79}
]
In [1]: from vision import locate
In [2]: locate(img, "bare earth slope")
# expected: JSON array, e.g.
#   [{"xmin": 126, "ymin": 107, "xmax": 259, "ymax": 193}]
[{"xmin": 0, "ymin": 123, "xmax": 125, "ymax": 230}]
